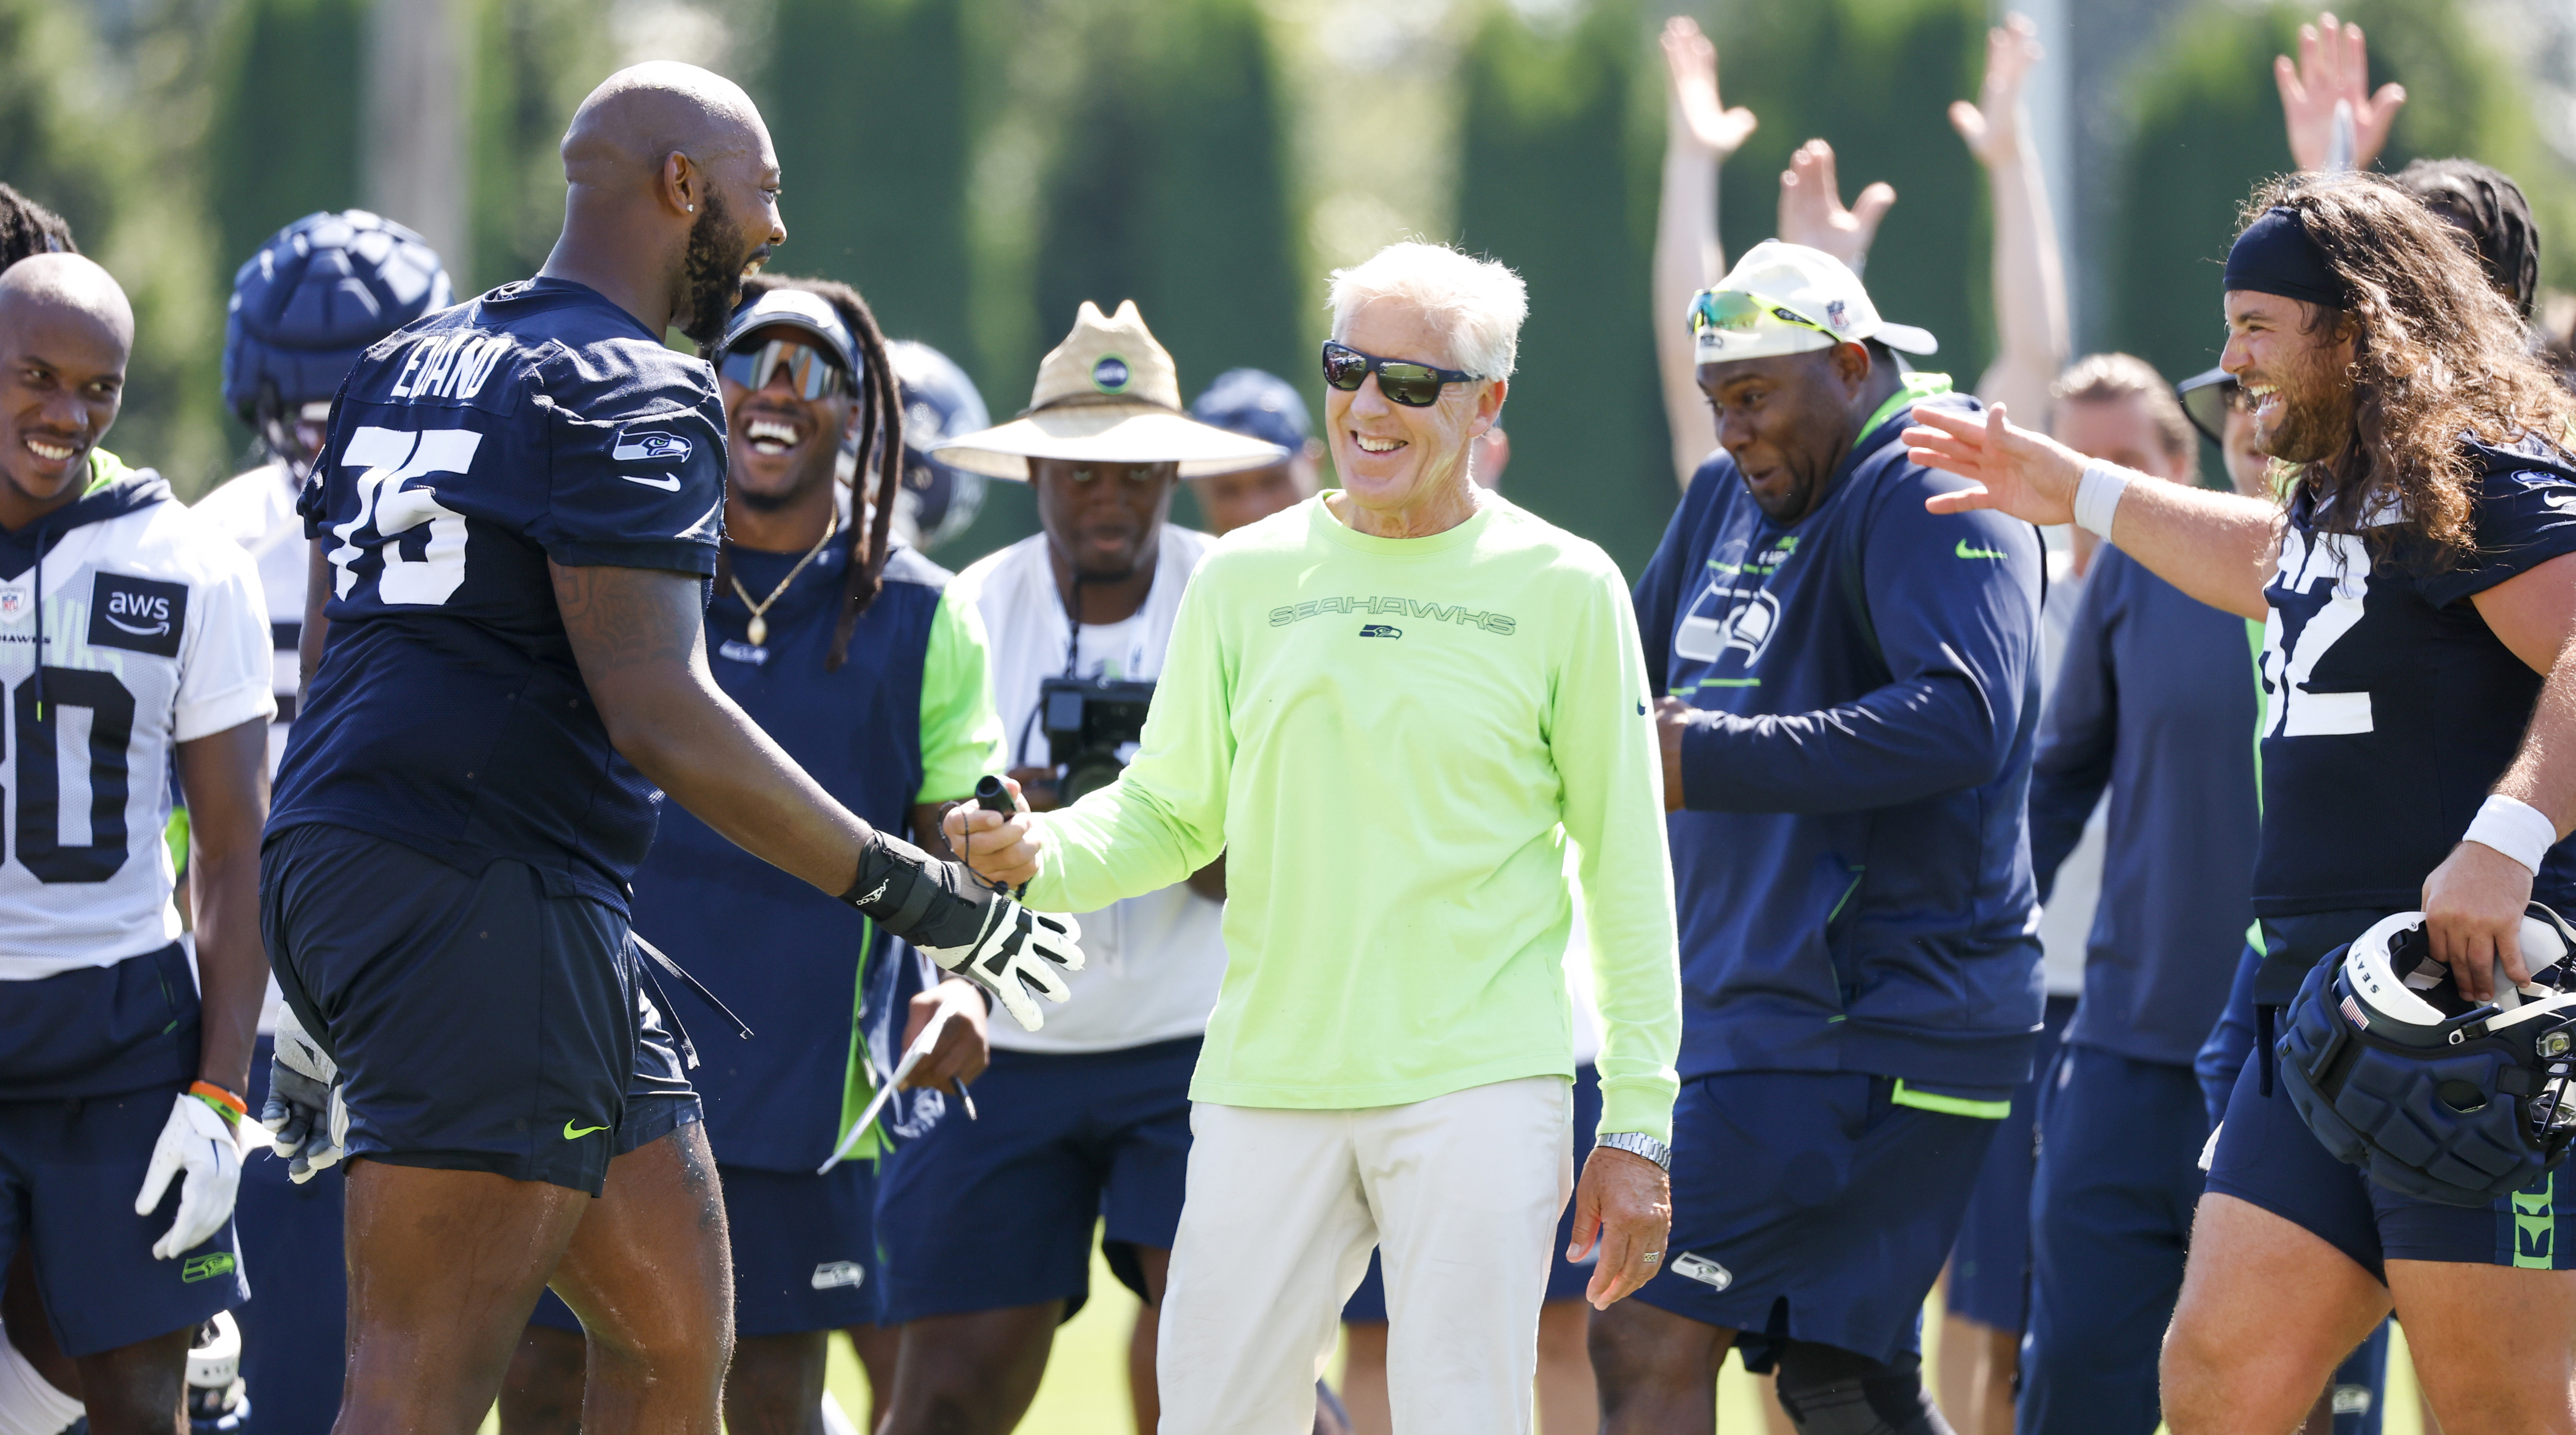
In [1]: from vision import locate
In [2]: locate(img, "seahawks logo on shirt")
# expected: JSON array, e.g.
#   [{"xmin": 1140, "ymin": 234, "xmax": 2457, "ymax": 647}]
[{"xmin": 611, "ymin": 429, "xmax": 692, "ymax": 464}]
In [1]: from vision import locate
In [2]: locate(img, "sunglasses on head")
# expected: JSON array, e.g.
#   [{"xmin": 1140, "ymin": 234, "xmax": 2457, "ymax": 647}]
[
  {"xmin": 1320, "ymin": 340, "xmax": 1479, "ymax": 408},
  {"xmin": 1688, "ymin": 289, "xmax": 1833, "ymax": 340},
  {"xmin": 720, "ymin": 336, "xmax": 851, "ymax": 401}
]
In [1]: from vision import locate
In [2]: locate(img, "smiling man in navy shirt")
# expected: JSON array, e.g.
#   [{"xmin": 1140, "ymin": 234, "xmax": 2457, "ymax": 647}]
[{"xmin": 1598, "ymin": 241, "xmax": 2043, "ymax": 1435}]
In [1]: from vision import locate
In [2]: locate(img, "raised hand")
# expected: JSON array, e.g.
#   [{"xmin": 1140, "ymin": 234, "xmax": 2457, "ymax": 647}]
[
  {"xmin": 1778, "ymin": 140, "xmax": 1894, "ymax": 273},
  {"xmin": 1661, "ymin": 17, "xmax": 1756, "ymax": 161},
  {"xmin": 2275, "ymin": 12, "xmax": 2406, "ymax": 171},
  {"xmin": 1949, "ymin": 14, "xmax": 2042, "ymax": 168},
  {"xmin": 1905, "ymin": 402, "xmax": 2084, "ymax": 526}
]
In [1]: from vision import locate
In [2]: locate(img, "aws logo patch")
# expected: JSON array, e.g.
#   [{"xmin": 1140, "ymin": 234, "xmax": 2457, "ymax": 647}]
[{"xmin": 89, "ymin": 572, "xmax": 186, "ymax": 658}]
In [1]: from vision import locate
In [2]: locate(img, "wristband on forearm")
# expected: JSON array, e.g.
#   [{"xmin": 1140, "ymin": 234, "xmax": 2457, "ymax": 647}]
[
  {"xmin": 189, "ymin": 1080, "xmax": 246, "ymax": 1127},
  {"xmin": 2465, "ymin": 794, "xmax": 2559, "ymax": 876},
  {"xmin": 842, "ymin": 830, "xmax": 990, "ymax": 949},
  {"xmin": 2074, "ymin": 461, "xmax": 2132, "ymax": 540}
]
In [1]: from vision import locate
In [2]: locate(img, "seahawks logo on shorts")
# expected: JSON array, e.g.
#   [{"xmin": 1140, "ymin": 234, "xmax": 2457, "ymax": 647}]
[
  {"xmin": 811, "ymin": 1261, "xmax": 866, "ymax": 1290},
  {"xmin": 1668, "ymin": 1252, "xmax": 1732, "ymax": 1291}
]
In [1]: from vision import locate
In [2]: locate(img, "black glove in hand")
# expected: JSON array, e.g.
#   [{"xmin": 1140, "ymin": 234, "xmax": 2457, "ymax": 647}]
[{"xmin": 844, "ymin": 830, "xmax": 1085, "ymax": 1031}]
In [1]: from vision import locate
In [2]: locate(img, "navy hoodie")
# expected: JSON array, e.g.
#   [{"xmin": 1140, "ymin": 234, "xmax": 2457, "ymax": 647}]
[{"xmin": 1633, "ymin": 380, "xmax": 2046, "ymax": 1089}]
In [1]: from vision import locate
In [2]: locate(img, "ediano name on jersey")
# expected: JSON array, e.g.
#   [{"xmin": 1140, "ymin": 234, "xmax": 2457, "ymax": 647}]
[
  {"xmin": 387, "ymin": 330, "xmax": 513, "ymax": 404},
  {"xmin": 1268, "ymin": 595, "xmax": 1516, "ymax": 635}
]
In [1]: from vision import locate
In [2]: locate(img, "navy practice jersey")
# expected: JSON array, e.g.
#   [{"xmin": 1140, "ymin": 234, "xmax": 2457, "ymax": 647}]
[
  {"xmin": 2255, "ymin": 437, "xmax": 2576, "ymax": 918},
  {"xmin": 269, "ymin": 278, "xmax": 727, "ymax": 904},
  {"xmin": 634, "ymin": 542, "xmax": 1000, "ymax": 1171}
]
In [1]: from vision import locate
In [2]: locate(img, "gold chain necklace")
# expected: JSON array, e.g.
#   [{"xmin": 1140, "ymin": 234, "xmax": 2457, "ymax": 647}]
[{"xmin": 730, "ymin": 511, "xmax": 839, "ymax": 648}]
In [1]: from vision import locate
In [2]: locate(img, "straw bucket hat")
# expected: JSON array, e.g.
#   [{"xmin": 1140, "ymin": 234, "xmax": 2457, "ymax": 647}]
[{"xmin": 929, "ymin": 300, "xmax": 1288, "ymax": 480}]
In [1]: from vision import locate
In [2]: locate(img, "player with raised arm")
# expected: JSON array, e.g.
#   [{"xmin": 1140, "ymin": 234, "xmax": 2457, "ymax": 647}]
[
  {"xmin": 0, "ymin": 253, "xmax": 275, "ymax": 1434},
  {"xmin": 1907, "ymin": 170, "xmax": 2576, "ymax": 1435},
  {"xmin": 258, "ymin": 64, "xmax": 1078, "ymax": 1431}
]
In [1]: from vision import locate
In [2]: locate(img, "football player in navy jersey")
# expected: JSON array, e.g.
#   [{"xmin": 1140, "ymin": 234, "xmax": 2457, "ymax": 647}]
[
  {"xmin": 1909, "ymin": 171, "xmax": 2576, "ymax": 1434},
  {"xmin": 498, "ymin": 274, "xmax": 999, "ymax": 1435},
  {"xmin": 261, "ymin": 63, "xmax": 1081, "ymax": 1431}
]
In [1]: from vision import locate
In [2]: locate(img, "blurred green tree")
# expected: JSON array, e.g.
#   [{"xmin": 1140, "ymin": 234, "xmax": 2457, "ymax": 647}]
[
  {"xmin": 2111, "ymin": 0, "xmax": 2572, "ymax": 383},
  {"xmin": 469, "ymin": 0, "xmax": 607, "ymax": 291},
  {"xmin": 761, "ymin": 0, "xmax": 976, "ymax": 367},
  {"xmin": 206, "ymin": 0, "xmax": 366, "ymax": 284},
  {"xmin": 1452, "ymin": 0, "xmax": 1669, "ymax": 577}
]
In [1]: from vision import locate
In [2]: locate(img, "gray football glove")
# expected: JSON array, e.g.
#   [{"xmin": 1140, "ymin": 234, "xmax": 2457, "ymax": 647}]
[
  {"xmin": 844, "ymin": 830, "xmax": 1084, "ymax": 1031},
  {"xmin": 261, "ymin": 1003, "xmax": 349, "ymax": 1184}
]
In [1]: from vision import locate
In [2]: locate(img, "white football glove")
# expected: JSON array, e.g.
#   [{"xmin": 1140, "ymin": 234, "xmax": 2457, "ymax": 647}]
[
  {"xmin": 136, "ymin": 1092, "xmax": 241, "ymax": 1260},
  {"xmin": 917, "ymin": 902, "xmax": 1084, "ymax": 1032},
  {"xmin": 844, "ymin": 830, "xmax": 1085, "ymax": 1031},
  {"xmin": 261, "ymin": 1003, "xmax": 349, "ymax": 1184}
]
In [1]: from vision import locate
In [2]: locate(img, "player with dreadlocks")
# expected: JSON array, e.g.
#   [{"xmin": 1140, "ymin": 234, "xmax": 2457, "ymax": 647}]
[
  {"xmin": 0, "ymin": 185, "xmax": 75, "ymax": 271},
  {"xmin": 498, "ymin": 271, "xmax": 1002, "ymax": 1435},
  {"xmin": 1909, "ymin": 169, "xmax": 2576, "ymax": 1434}
]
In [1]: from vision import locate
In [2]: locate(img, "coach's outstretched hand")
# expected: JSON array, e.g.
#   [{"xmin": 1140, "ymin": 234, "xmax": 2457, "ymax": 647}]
[
  {"xmin": 1569, "ymin": 1143, "xmax": 1674, "ymax": 1310},
  {"xmin": 944, "ymin": 775, "xmax": 1046, "ymax": 890},
  {"xmin": 1906, "ymin": 402, "xmax": 2084, "ymax": 526}
]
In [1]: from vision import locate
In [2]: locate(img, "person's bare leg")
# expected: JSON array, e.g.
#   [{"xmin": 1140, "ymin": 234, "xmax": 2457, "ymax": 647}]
[
  {"xmin": 1534, "ymin": 1299, "xmax": 1597, "ymax": 1435},
  {"xmin": 2162, "ymin": 1194, "xmax": 2389, "ymax": 1435},
  {"xmin": 1976, "ymin": 1324, "xmax": 2017, "ymax": 1435},
  {"xmin": 2, "ymin": 1247, "xmax": 77, "ymax": 1401},
  {"xmin": 69, "ymin": 1326, "xmax": 191, "ymax": 1435},
  {"xmin": 2389, "ymin": 1260, "xmax": 2576, "ymax": 1435},
  {"xmin": 339, "ymin": 1157, "xmax": 591, "ymax": 1434},
  {"xmin": 1756, "ymin": 1370, "xmax": 1795, "ymax": 1435},
  {"xmin": 723, "ymin": 1331, "xmax": 830, "ymax": 1435},
  {"xmin": 841, "ymin": 1325, "xmax": 899, "ymax": 1430},
  {"xmin": 1590, "ymin": 1297, "xmax": 1734, "ymax": 1435},
  {"xmin": 544, "ymin": 1124, "xmax": 733, "ymax": 1435},
  {"xmin": 1126, "ymin": 1246, "xmax": 1171, "ymax": 1435},
  {"xmin": 1933, "ymin": 1305, "xmax": 1984, "ymax": 1430},
  {"xmin": 498, "ymin": 1325, "xmax": 587, "ymax": 1435},
  {"xmin": 1340, "ymin": 1322, "xmax": 1390, "ymax": 1435},
  {"xmin": 878, "ymin": 1303, "xmax": 1060, "ymax": 1435}
]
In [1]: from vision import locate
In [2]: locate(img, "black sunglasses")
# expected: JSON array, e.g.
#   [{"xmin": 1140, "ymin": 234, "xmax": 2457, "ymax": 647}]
[
  {"xmin": 1321, "ymin": 340, "xmax": 1479, "ymax": 408},
  {"xmin": 720, "ymin": 336, "xmax": 851, "ymax": 401}
]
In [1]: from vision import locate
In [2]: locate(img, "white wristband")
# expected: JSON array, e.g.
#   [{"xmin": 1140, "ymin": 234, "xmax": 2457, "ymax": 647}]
[
  {"xmin": 2073, "ymin": 461, "xmax": 2131, "ymax": 541},
  {"xmin": 2465, "ymin": 794, "xmax": 2558, "ymax": 876}
]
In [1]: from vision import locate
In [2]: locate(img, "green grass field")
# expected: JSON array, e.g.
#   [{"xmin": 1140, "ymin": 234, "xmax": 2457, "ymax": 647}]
[{"xmin": 489, "ymin": 1241, "xmax": 2436, "ymax": 1432}]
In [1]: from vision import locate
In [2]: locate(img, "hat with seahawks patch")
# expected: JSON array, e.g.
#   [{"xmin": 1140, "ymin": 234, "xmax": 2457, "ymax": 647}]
[
  {"xmin": 1689, "ymin": 240, "xmax": 1938, "ymax": 366},
  {"xmin": 929, "ymin": 300, "xmax": 1286, "ymax": 480}
]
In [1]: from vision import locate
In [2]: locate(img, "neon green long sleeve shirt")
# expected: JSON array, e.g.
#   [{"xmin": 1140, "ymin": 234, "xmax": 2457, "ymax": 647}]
[{"xmin": 1025, "ymin": 494, "xmax": 1683, "ymax": 1142}]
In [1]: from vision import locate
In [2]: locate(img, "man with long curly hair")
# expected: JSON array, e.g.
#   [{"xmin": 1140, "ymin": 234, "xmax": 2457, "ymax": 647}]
[{"xmin": 1906, "ymin": 170, "xmax": 2576, "ymax": 1435}]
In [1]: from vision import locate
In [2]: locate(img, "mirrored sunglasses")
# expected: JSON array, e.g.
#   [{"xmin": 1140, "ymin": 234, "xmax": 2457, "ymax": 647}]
[
  {"xmin": 720, "ymin": 337, "xmax": 851, "ymax": 401},
  {"xmin": 1688, "ymin": 289, "xmax": 1835, "ymax": 340}
]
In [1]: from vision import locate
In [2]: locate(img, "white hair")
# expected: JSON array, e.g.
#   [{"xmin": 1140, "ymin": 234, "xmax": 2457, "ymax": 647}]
[{"xmin": 1326, "ymin": 242, "xmax": 1527, "ymax": 380}]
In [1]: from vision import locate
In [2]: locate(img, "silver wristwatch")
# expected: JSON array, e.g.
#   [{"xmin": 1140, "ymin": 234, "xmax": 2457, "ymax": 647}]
[{"xmin": 1597, "ymin": 1131, "xmax": 1672, "ymax": 1173}]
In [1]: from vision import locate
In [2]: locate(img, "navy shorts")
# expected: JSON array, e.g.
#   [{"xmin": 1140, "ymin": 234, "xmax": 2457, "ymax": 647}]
[
  {"xmin": 1631, "ymin": 1070, "xmax": 2007, "ymax": 1370},
  {"xmin": 532, "ymin": 1160, "xmax": 885, "ymax": 1338},
  {"xmin": 2205, "ymin": 908, "xmax": 2576, "ymax": 1279},
  {"xmin": 261, "ymin": 823, "xmax": 700, "ymax": 1197},
  {"xmin": 235, "ymin": 1033, "xmax": 348, "ymax": 1435},
  {"xmin": 875, "ymin": 1036, "xmax": 1198, "ymax": 1324},
  {"xmin": 1343, "ymin": 1064, "xmax": 1601, "ymax": 1323},
  {"xmin": 0, "ymin": 946, "xmax": 244, "ymax": 1359},
  {"xmin": 1947, "ymin": 994, "xmax": 2076, "ymax": 1332},
  {"xmin": 0, "ymin": 1088, "xmax": 248, "ymax": 1358}
]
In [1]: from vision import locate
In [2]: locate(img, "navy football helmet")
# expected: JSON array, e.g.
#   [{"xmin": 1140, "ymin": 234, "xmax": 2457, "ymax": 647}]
[
  {"xmin": 2278, "ymin": 905, "xmax": 2576, "ymax": 1206},
  {"xmin": 885, "ymin": 340, "xmax": 990, "ymax": 552},
  {"xmin": 224, "ymin": 210, "xmax": 450, "ymax": 466}
]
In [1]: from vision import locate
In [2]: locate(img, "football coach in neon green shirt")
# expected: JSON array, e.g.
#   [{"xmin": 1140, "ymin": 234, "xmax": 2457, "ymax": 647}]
[{"xmin": 947, "ymin": 240, "xmax": 1682, "ymax": 1433}]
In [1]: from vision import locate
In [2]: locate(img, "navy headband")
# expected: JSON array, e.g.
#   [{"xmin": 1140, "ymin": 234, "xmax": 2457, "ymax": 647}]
[{"xmin": 2224, "ymin": 206, "xmax": 2351, "ymax": 310}]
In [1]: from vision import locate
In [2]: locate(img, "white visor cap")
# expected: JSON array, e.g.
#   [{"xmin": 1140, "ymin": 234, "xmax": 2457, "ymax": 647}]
[{"xmin": 1692, "ymin": 240, "xmax": 1940, "ymax": 365}]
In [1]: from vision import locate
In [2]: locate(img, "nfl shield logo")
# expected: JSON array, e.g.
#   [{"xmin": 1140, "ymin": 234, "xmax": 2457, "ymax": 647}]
[
  {"xmin": 0, "ymin": 589, "xmax": 27, "ymax": 622},
  {"xmin": 1825, "ymin": 300, "xmax": 1849, "ymax": 330}
]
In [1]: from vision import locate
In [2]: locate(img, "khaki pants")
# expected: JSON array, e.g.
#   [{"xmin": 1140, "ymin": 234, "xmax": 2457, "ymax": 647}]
[{"xmin": 1155, "ymin": 1075, "xmax": 1573, "ymax": 1434}]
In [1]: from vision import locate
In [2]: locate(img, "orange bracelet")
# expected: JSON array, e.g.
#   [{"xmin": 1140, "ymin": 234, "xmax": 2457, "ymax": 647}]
[{"xmin": 189, "ymin": 1080, "xmax": 248, "ymax": 1125}]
